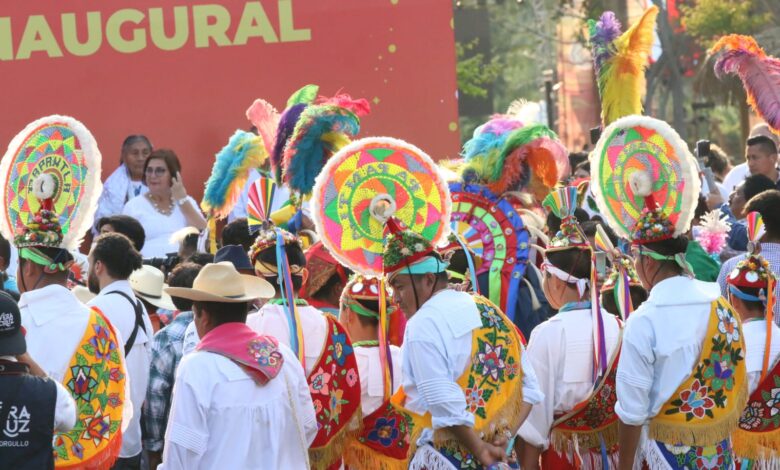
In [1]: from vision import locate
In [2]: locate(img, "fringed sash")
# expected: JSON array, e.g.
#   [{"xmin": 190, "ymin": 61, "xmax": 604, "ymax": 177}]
[
  {"xmin": 734, "ymin": 356, "xmax": 780, "ymax": 465},
  {"xmin": 53, "ymin": 308, "xmax": 126, "ymax": 470},
  {"xmin": 308, "ymin": 314, "xmax": 362, "ymax": 470},
  {"xmin": 648, "ymin": 298, "xmax": 747, "ymax": 459},
  {"xmin": 392, "ymin": 294, "xmax": 526, "ymax": 469},
  {"xmin": 548, "ymin": 335, "xmax": 622, "ymax": 470}
]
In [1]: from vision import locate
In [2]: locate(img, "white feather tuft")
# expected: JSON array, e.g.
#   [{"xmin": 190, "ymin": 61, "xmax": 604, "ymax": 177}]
[
  {"xmin": 32, "ymin": 173, "xmax": 57, "ymax": 200},
  {"xmin": 628, "ymin": 171, "xmax": 653, "ymax": 197}
]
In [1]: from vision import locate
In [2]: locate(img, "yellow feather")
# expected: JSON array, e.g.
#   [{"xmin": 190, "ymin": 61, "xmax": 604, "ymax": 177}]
[{"xmin": 601, "ymin": 6, "xmax": 658, "ymax": 125}]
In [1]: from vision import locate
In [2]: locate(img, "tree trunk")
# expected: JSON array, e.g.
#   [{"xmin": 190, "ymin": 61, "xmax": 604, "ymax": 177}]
[{"xmin": 652, "ymin": 0, "xmax": 687, "ymax": 139}]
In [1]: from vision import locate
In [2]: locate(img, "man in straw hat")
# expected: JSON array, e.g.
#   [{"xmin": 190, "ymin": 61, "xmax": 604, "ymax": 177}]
[
  {"xmin": 87, "ymin": 232, "xmax": 153, "ymax": 469},
  {"xmin": 159, "ymin": 262, "xmax": 316, "ymax": 469},
  {"xmin": 383, "ymin": 218, "xmax": 542, "ymax": 469}
]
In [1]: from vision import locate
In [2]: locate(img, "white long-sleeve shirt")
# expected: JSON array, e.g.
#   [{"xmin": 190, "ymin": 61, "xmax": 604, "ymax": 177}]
[
  {"xmin": 246, "ymin": 304, "xmax": 328, "ymax": 377},
  {"xmin": 19, "ymin": 284, "xmax": 132, "ymax": 432},
  {"xmin": 517, "ymin": 307, "xmax": 622, "ymax": 449},
  {"xmin": 742, "ymin": 319, "xmax": 780, "ymax": 395},
  {"xmin": 93, "ymin": 164, "xmax": 147, "ymax": 233},
  {"xmin": 88, "ymin": 280, "xmax": 154, "ymax": 458},
  {"xmin": 159, "ymin": 343, "xmax": 317, "ymax": 470},
  {"xmin": 401, "ymin": 289, "xmax": 543, "ymax": 435},
  {"xmin": 355, "ymin": 345, "xmax": 403, "ymax": 416},
  {"xmin": 615, "ymin": 276, "xmax": 721, "ymax": 426}
]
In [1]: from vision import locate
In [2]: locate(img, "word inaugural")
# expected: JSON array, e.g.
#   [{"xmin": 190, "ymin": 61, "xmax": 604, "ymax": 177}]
[{"xmin": 0, "ymin": 1, "xmax": 311, "ymax": 61}]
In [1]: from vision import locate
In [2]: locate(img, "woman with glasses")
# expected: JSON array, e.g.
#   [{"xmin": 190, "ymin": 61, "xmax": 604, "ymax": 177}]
[{"xmin": 122, "ymin": 149, "xmax": 206, "ymax": 258}]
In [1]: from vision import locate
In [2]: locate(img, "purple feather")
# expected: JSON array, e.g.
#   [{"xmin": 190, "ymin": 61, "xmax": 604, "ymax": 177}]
[
  {"xmin": 462, "ymin": 115, "xmax": 523, "ymax": 161},
  {"xmin": 589, "ymin": 12, "xmax": 622, "ymax": 71},
  {"xmin": 272, "ymin": 104, "xmax": 306, "ymax": 183}
]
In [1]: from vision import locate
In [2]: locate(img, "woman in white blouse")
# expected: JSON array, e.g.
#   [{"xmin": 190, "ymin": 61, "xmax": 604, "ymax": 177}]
[
  {"xmin": 122, "ymin": 149, "xmax": 206, "ymax": 259},
  {"xmin": 94, "ymin": 135, "xmax": 152, "ymax": 230}
]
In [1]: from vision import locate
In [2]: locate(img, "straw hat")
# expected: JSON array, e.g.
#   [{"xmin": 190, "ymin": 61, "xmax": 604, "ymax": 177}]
[
  {"xmin": 72, "ymin": 285, "xmax": 96, "ymax": 304},
  {"xmin": 165, "ymin": 262, "xmax": 275, "ymax": 303},
  {"xmin": 130, "ymin": 265, "xmax": 176, "ymax": 310}
]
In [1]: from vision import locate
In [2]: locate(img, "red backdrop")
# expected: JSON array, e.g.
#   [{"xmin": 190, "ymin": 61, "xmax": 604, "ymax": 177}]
[{"xmin": 0, "ymin": 0, "xmax": 460, "ymax": 199}]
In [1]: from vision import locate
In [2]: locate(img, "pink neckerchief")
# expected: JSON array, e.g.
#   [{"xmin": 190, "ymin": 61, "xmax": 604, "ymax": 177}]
[{"xmin": 196, "ymin": 322, "xmax": 284, "ymax": 385}]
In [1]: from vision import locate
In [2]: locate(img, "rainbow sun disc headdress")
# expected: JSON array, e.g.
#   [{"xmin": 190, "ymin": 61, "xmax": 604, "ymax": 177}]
[
  {"xmin": 543, "ymin": 186, "xmax": 609, "ymax": 382},
  {"xmin": 728, "ymin": 212, "xmax": 776, "ymax": 381},
  {"xmin": 1, "ymin": 116, "xmax": 102, "ymax": 272}
]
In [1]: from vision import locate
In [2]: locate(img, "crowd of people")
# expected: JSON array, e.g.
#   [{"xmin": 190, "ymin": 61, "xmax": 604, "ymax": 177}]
[{"xmin": 2, "ymin": 21, "xmax": 780, "ymax": 470}]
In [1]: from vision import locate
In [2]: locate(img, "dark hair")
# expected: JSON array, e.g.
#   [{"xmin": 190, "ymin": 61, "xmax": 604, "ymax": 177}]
[
  {"xmin": 222, "ymin": 218, "xmax": 254, "ymax": 252},
  {"xmin": 256, "ymin": 243, "xmax": 307, "ymax": 291},
  {"xmin": 574, "ymin": 160, "xmax": 591, "ymax": 175},
  {"xmin": 353, "ymin": 298, "xmax": 380, "ymax": 327},
  {"xmin": 92, "ymin": 233, "xmax": 143, "ymax": 280},
  {"xmin": 20, "ymin": 247, "xmax": 73, "ymax": 282},
  {"xmin": 142, "ymin": 149, "xmax": 181, "ymax": 185},
  {"xmin": 446, "ymin": 249, "xmax": 471, "ymax": 277},
  {"xmin": 742, "ymin": 174, "xmax": 776, "ymax": 202},
  {"xmin": 168, "ymin": 262, "xmax": 202, "ymax": 311},
  {"xmin": 313, "ymin": 271, "xmax": 351, "ymax": 300},
  {"xmin": 745, "ymin": 190, "xmax": 780, "ymax": 237},
  {"xmin": 0, "ymin": 233, "xmax": 10, "ymax": 270},
  {"xmin": 601, "ymin": 284, "xmax": 648, "ymax": 317},
  {"xmin": 581, "ymin": 220, "xmax": 618, "ymax": 246},
  {"xmin": 121, "ymin": 135, "xmax": 152, "ymax": 161},
  {"xmin": 694, "ymin": 194, "xmax": 708, "ymax": 221},
  {"xmin": 747, "ymin": 135, "xmax": 778, "ymax": 155},
  {"xmin": 546, "ymin": 247, "xmax": 592, "ymax": 279},
  {"xmin": 708, "ymin": 144, "xmax": 730, "ymax": 175},
  {"xmin": 97, "ymin": 215, "xmax": 146, "ymax": 251},
  {"xmin": 193, "ymin": 300, "xmax": 249, "ymax": 325},
  {"xmin": 181, "ymin": 233, "xmax": 199, "ymax": 253},
  {"xmin": 546, "ymin": 208, "xmax": 589, "ymax": 236},
  {"xmin": 186, "ymin": 252, "xmax": 214, "ymax": 266},
  {"xmin": 568, "ymin": 152, "xmax": 588, "ymax": 171},
  {"xmin": 641, "ymin": 236, "xmax": 689, "ymax": 274}
]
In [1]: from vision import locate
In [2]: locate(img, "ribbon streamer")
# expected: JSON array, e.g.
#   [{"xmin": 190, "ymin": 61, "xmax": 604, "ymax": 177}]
[
  {"xmin": 275, "ymin": 229, "xmax": 305, "ymax": 368},
  {"xmin": 378, "ymin": 278, "xmax": 393, "ymax": 400}
]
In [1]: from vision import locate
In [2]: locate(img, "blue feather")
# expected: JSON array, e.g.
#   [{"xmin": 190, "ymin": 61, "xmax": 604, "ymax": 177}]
[
  {"xmin": 283, "ymin": 105, "xmax": 360, "ymax": 195},
  {"xmin": 202, "ymin": 130, "xmax": 263, "ymax": 216}
]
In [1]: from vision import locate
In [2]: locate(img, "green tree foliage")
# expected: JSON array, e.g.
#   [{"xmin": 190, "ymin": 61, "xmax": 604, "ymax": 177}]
[
  {"xmin": 456, "ymin": 40, "xmax": 501, "ymax": 99},
  {"xmin": 681, "ymin": 0, "xmax": 771, "ymax": 47}
]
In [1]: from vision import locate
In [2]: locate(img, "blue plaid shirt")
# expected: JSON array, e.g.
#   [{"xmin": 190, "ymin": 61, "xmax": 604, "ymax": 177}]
[
  {"xmin": 718, "ymin": 243, "xmax": 780, "ymax": 319},
  {"xmin": 142, "ymin": 310, "xmax": 194, "ymax": 452}
]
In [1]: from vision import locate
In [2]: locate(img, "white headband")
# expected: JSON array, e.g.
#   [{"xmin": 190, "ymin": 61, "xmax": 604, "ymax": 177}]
[{"xmin": 542, "ymin": 260, "xmax": 589, "ymax": 299}]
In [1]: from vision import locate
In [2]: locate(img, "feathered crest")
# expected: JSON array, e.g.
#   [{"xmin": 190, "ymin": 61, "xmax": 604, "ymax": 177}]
[
  {"xmin": 245, "ymin": 98, "xmax": 280, "ymax": 157},
  {"xmin": 471, "ymin": 123, "xmax": 568, "ymax": 199},
  {"xmin": 282, "ymin": 104, "xmax": 362, "ymax": 197},
  {"xmin": 315, "ymin": 94, "xmax": 371, "ymax": 117},
  {"xmin": 201, "ymin": 130, "xmax": 268, "ymax": 219},
  {"xmin": 588, "ymin": 6, "xmax": 658, "ymax": 126},
  {"xmin": 710, "ymin": 35, "xmax": 780, "ymax": 134},
  {"xmin": 286, "ymin": 84, "xmax": 319, "ymax": 108},
  {"xmin": 269, "ymin": 85, "xmax": 320, "ymax": 183},
  {"xmin": 694, "ymin": 209, "xmax": 731, "ymax": 256}
]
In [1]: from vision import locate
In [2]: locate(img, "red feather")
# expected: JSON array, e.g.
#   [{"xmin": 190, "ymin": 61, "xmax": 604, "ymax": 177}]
[
  {"xmin": 315, "ymin": 94, "xmax": 371, "ymax": 117},
  {"xmin": 710, "ymin": 35, "xmax": 780, "ymax": 134},
  {"xmin": 245, "ymin": 99, "xmax": 281, "ymax": 156}
]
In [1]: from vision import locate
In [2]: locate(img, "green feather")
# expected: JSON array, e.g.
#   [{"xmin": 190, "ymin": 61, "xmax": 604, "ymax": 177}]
[
  {"xmin": 492, "ymin": 124, "xmax": 558, "ymax": 181},
  {"xmin": 286, "ymin": 84, "xmax": 319, "ymax": 108}
]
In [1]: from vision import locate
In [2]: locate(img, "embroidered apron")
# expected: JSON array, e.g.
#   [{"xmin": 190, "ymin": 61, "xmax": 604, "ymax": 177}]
[
  {"xmin": 53, "ymin": 308, "xmax": 126, "ymax": 470},
  {"xmin": 645, "ymin": 298, "xmax": 747, "ymax": 469},
  {"xmin": 393, "ymin": 294, "xmax": 526, "ymax": 470},
  {"xmin": 734, "ymin": 356, "xmax": 780, "ymax": 467},
  {"xmin": 545, "ymin": 335, "xmax": 622, "ymax": 470},
  {"xmin": 308, "ymin": 314, "xmax": 362, "ymax": 470}
]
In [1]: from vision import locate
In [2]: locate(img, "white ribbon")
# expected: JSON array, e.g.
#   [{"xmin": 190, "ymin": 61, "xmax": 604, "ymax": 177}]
[{"xmin": 542, "ymin": 260, "xmax": 589, "ymax": 299}]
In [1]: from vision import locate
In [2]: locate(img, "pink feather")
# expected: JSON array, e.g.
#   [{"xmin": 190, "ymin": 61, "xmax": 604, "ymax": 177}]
[
  {"xmin": 711, "ymin": 35, "xmax": 780, "ymax": 133},
  {"xmin": 245, "ymin": 99, "xmax": 281, "ymax": 156},
  {"xmin": 315, "ymin": 94, "xmax": 371, "ymax": 117}
]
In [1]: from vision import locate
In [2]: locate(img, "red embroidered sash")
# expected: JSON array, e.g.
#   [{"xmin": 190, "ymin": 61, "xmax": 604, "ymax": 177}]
[
  {"xmin": 549, "ymin": 335, "xmax": 622, "ymax": 468},
  {"xmin": 308, "ymin": 314, "xmax": 362, "ymax": 470},
  {"xmin": 734, "ymin": 356, "xmax": 780, "ymax": 461},
  {"xmin": 344, "ymin": 396, "xmax": 423, "ymax": 470}
]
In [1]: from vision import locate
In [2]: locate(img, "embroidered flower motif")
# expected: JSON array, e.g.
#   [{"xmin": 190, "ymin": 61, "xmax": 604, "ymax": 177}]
[
  {"xmin": 740, "ymin": 401, "xmax": 765, "ymax": 430},
  {"xmin": 400, "ymin": 247, "xmax": 411, "ymax": 256},
  {"xmin": 67, "ymin": 365, "xmax": 97, "ymax": 402},
  {"xmin": 329, "ymin": 389, "xmax": 346, "ymax": 419},
  {"xmin": 109, "ymin": 367, "xmax": 124, "ymax": 383},
  {"xmin": 309, "ymin": 367, "xmax": 332, "ymax": 396},
  {"xmin": 694, "ymin": 443, "xmax": 727, "ymax": 469},
  {"xmin": 702, "ymin": 352, "xmax": 734, "ymax": 391},
  {"xmin": 330, "ymin": 332, "xmax": 353, "ymax": 367},
  {"xmin": 766, "ymin": 388, "xmax": 780, "ymax": 416},
  {"xmin": 367, "ymin": 417, "xmax": 399, "ymax": 447},
  {"xmin": 106, "ymin": 393, "xmax": 122, "ymax": 408},
  {"xmin": 313, "ymin": 399, "xmax": 323, "ymax": 414},
  {"xmin": 82, "ymin": 411, "xmax": 111, "ymax": 446},
  {"xmin": 248, "ymin": 339, "xmax": 282, "ymax": 370},
  {"xmin": 70, "ymin": 442, "xmax": 84, "ymax": 460},
  {"xmin": 505, "ymin": 361, "xmax": 519, "ymax": 378},
  {"xmin": 481, "ymin": 308, "xmax": 501, "ymax": 328},
  {"xmin": 346, "ymin": 368, "xmax": 358, "ymax": 387},
  {"xmin": 717, "ymin": 307, "xmax": 740, "ymax": 344},
  {"xmin": 678, "ymin": 379, "xmax": 715, "ymax": 418},
  {"xmin": 465, "ymin": 385, "xmax": 486, "ymax": 414},
  {"xmin": 89, "ymin": 324, "xmax": 116, "ymax": 361},
  {"xmin": 600, "ymin": 383, "xmax": 613, "ymax": 401},
  {"xmin": 477, "ymin": 343, "xmax": 505, "ymax": 381},
  {"xmin": 414, "ymin": 243, "xmax": 425, "ymax": 252}
]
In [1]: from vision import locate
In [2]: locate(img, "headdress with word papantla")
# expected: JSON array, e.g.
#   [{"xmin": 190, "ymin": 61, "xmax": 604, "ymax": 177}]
[{"xmin": 0, "ymin": 116, "xmax": 102, "ymax": 272}]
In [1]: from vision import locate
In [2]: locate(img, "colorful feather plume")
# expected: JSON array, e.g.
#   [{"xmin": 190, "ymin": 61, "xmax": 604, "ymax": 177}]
[
  {"xmin": 694, "ymin": 209, "xmax": 732, "ymax": 256},
  {"xmin": 462, "ymin": 115, "xmax": 524, "ymax": 162},
  {"xmin": 201, "ymin": 130, "xmax": 268, "ymax": 219},
  {"xmin": 315, "ymin": 93, "xmax": 371, "ymax": 117},
  {"xmin": 247, "ymin": 176, "xmax": 277, "ymax": 233},
  {"xmin": 272, "ymin": 104, "xmax": 307, "ymax": 183},
  {"xmin": 543, "ymin": 185, "xmax": 579, "ymax": 220},
  {"xmin": 484, "ymin": 124, "xmax": 569, "ymax": 199},
  {"xmin": 282, "ymin": 105, "xmax": 361, "ymax": 197},
  {"xmin": 588, "ymin": 6, "xmax": 658, "ymax": 126},
  {"xmin": 286, "ymin": 84, "xmax": 319, "ymax": 108},
  {"xmin": 747, "ymin": 211, "xmax": 766, "ymax": 247},
  {"xmin": 245, "ymin": 98, "xmax": 280, "ymax": 157},
  {"xmin": 710, "ymin": 35, "xmax": 780, "ymax": 134}
]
